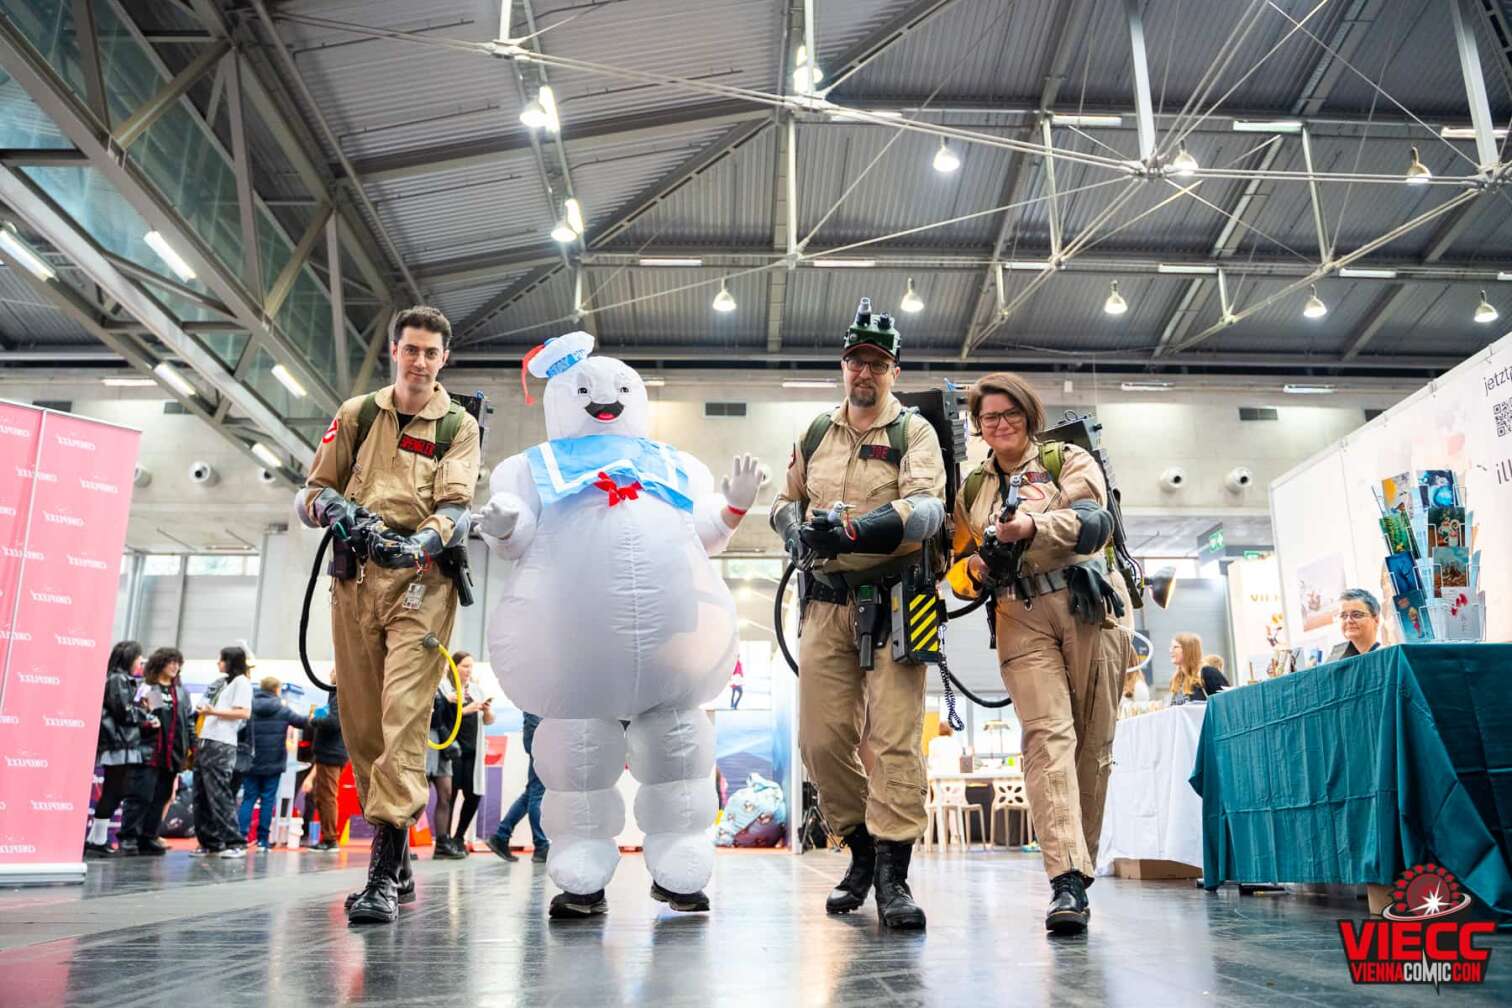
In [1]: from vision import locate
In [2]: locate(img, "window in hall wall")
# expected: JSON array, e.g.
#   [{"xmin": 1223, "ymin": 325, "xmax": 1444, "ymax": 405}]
[
  {"xmin": 187, "ymin": 554, "xmax": 256, "ymax": 576},
  {"xmin": 1137, "ymin": 557, "xmax": 1200, "ymax": 578},
  {"xmin": 142, "ymin": 555, "xmax": 182, "ymax": 576}
]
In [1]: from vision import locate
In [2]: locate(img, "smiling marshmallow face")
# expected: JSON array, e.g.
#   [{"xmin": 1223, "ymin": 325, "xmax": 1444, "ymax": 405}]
[{"xmin": 543, "ymin": 355, "xmax": 649, "ymax": 440}]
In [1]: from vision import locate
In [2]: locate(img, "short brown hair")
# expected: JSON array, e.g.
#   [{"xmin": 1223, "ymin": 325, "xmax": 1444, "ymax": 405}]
[
  {"xmin": 259, "ymin": 675, "xmax": 281, "ymax": 693},
  {"xmin": 967, "ymin": 372, "xmax": 1045, "ymax": 437},
  {"xmin": 391, "ymin": 306, "xmax": 452, "ymax": 348}
]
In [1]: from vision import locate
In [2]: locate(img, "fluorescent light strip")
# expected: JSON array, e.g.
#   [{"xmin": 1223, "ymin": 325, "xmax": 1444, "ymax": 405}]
[
  {"xmin": 1004, "ymin": 260, "xmax": 1051, "ymax": 271},
  {"xmin": 142, "ymin": 230, "xmax": 196, "ymax": 281},
  {"xmin": 642, "ymin": 377, "xmax": 666, "ymax": 387},
  {"xmin": 152, "ymin": 362, "xmax": 195, "ymax": 398},
  {"xmin": 251, "ymin": 443, "xmax": 282, "ymax": 468},
  {"xmin": 0, "ymin": 226, "xmax": 56, "ymax": 280},
  {"xmin": 1157, "ymin": 263, "xmax": 1218, "ymax": 275},
  {"xmin": 783, "ymin": 380, "xmax": 836, "ymax": 389},
  {"xmin": 1051, "ymin": 114, "xmax": 1122, "ymax": 127},
  {"xmin": 1497, "ymin": 271, "xmax": 1512, "ymax": 281},
  {"xmin": 811, "ymin": 259, "xmax": 876, "ymax": 268},
  {"xmin": 638, "ymin": 258, "xmax": 703, "ymax": 267},
  {"xmin": 1338, "ymin": 267, "xmax": 1398, "ymax": 279},
  {"xmin": 101, "ymin": 377, "xmax": 157, "ymax": 387},
  {"xmin": 269, "ymin": 363, "xmax": 308, "ymax": 398},
  {"xmin": 1231, "ymin": 120, "xmax": 1302, "ymax": 134},
  {"xmin": 1283, "ymin": 384, "xmax": 1335, "ymax": 395},
  {"xmin": 1120, "ymin": 382, "xmax": 1171, "ymax": 392},
  {"xmin": 1440, "ymin": 126, "xmax": 1507, "ymax": 140}
]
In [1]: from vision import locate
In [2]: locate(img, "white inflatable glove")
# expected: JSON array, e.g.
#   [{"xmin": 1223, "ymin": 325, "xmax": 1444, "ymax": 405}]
[
  {"xmin": 720, "ymin": 453, "xmax": 765, "ymax": 514},
  {"xmin": 474, "ymin": 493, "xmax": 520, "ymax": 540}
]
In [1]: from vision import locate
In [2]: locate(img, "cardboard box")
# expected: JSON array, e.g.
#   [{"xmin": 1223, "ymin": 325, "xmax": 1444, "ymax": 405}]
[{"xmin": 1113, "ymin": 858, "xmax": 1201, "ymax": 880}]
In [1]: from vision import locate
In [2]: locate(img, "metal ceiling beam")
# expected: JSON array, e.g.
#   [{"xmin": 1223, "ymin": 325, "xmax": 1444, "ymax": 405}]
[
  {"xmin": 0, "ymin": 163, "xmax": 313, "ymax": 465},
  {"xmin": 69, "ymin": 0, "xmax": 108, "ymax": 127},
  {"xmin": 100, "ymin": 250, "xmax": 236, "ymax": 318},
  {"xmin": 1123, "ymin": 0, "xmax": 1157, "ymax": 165},
  {"xmin": 1451, "ymin": 0, "xmax": 1502, "ymax": 172},
  {"xmin": 350, "ymin": 100, "xmax": 769, "ymax": 185},
  {"xmin": 110, "ymin": 38, "xmax": 229, "ymax": 150},
  {"xmin": 768, "ymin": 0, "xmax": 804, "ymax": 353},
  {"xmin": 414, "ymin": 245, "xmax": 562, "ymax": 288},
  {"xmin": 819, "ymin": 0, "xmax": 963, "ymax": 95},
  {"xmin": 264, "ymin": 202, "xmax": 333, "ymax": 319},
  {"xmin": 224, "ymin": 49, "xmax": 263, "ymax": 298}
]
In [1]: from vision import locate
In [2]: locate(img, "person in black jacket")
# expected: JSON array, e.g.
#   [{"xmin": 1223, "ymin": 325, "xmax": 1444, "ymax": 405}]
[
  {"xmin": 86, "ymin": 641, "xmax": 153, "ymax": 857},
  {"xmin": 306, "ymin": 684, "xmax": 347, "ymax": 852},
  {"xmin": 118, "ymin": 648, "xmax": 193, "ymax": 855},
  {"xmin": 237, "ymin": 676, "xmax": 310, "ymax": 850},
  {"xmin": 1200, "ymin": 654, "xmax": 1230, "ymax": 697}
]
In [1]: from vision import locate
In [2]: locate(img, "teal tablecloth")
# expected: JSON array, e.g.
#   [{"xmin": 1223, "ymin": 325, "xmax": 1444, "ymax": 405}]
[{"xmin": 1190, "ymin": 644, "xmax": 1512, "ymax": 925}]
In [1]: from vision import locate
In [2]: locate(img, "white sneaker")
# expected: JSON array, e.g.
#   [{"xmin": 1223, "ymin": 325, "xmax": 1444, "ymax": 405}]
[
  {"xmin": 219, "ymin": 846, "xmax": 247, "ymax": 859},
  {"xmin": 189, "ymin": 847, "xmax": 214, "ymax": 857}
]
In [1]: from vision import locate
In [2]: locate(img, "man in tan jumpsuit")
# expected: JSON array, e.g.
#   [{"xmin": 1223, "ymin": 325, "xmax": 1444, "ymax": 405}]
[
  {"xmin": 770, "ymin": 300, "xmax": 945, "ymax": 930},
  {"xmin": 946, "ymin": 371, "xmax": 1133, "ymax": 934},
  {"xmin": 296, "ymin": 305, "xmax": 480, "ymax": 924}
]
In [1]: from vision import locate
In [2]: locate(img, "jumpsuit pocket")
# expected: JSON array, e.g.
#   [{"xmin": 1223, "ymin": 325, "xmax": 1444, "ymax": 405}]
[{"xmin": 883, "ymin": 760, "xmax": 927, "ymax": 799}]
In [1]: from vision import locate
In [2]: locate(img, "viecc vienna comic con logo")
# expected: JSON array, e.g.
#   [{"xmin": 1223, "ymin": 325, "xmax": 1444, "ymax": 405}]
[{"xmin": 1338, "ymin": 864, "xmax": 1494, "ymax": 986}]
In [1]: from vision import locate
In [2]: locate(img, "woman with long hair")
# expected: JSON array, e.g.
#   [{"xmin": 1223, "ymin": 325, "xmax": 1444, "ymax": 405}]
[
  {"xmin": 1166, "ymin": 634, "xmax": 1206, "ymax": 703},
  {"xmin": 119, "ymin": 647, "xmax": 191, "ymax": 855},
  {"xmin": 428, "ymin": 653, "xmax": 494, "ymax": 857},
  {"xmin": 86, "ymin": 641, "xmax": 151, "ymax": 857}
]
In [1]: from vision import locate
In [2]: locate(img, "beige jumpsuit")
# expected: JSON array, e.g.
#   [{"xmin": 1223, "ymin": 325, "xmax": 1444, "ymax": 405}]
[
  {"xmin": 772, "ymin": 395, "xmax": 945, "ymax": 842},
  {"xmin": 947, "ymin": 441, "xmax": 1134, "ymax": 879},
  {"xmin": 301, "ymin": 383, "xmax": 480, "ymax": 829}
]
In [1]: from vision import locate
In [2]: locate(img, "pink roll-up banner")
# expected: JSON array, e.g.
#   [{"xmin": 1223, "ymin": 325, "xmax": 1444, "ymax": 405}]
[{"xmin": 0, "ymin": 400, "xmax": 140, "ymax": 883}]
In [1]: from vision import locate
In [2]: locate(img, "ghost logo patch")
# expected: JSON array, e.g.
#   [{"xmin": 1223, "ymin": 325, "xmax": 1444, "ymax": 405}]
[
  {"xmin": 321, "ymin": 417, "xmax": 340, "ymax": 444},
  {"xmin": 398, "ymin": 434, "xmax": 436, "ymax": 458}
]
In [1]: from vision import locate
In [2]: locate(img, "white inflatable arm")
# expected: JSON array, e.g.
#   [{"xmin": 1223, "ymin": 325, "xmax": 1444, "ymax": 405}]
[
  {"xmin": 685, "ymin": 452, "xmax": 735, "ymax": 556},
  {"xmin": 477, "ymin": 454, "xmax": 540, "ymax": 560}
]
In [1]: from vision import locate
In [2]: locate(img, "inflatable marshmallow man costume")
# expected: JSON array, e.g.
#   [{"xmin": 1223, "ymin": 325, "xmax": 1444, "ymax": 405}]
[{"xmin": 477, "ymin": 332, "xmax": 761, "ymax": 904}]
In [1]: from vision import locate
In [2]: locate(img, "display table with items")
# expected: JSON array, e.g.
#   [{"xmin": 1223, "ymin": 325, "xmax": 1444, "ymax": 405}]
[
  {"xmin": 1191, "ymin": 644, "xmax": 1512, "ymax": 925},
  {"xmin": 1095, "ymin": 702, "xmax": 1206, "ymax": 879}
]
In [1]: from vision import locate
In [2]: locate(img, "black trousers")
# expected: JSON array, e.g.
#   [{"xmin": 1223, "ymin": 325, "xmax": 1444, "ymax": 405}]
[
  {"xmin": 119, "ymin": 766, "xmax": 176, "ymax": 846},
  {"xmin": 93, "ymin": 764, "xmax": 134, "ymax": 824},
  {"xmin": 192, "ymin": 741, "xmax": 243, "ymax": 850}
]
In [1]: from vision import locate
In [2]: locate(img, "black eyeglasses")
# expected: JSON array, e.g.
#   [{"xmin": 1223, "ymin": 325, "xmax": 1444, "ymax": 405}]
[{"xmin": 842, "ymin": 355, "xmax": 892, "ymax": 375}]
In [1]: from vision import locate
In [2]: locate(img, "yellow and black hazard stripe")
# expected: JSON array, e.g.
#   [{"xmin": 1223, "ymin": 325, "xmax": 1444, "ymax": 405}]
[{"xmin": 905, "ymin": 590, "xmax": 943, "ymax": 657}]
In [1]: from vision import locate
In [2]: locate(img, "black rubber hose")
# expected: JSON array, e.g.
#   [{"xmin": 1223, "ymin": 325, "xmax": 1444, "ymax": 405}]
[
  {"xmin": 775, "ymin": 559, "xmax": 800, "ymax": 675},
  {"xmin": 299, "ymin": 528, "xmax": 336, "ymax": 693}
]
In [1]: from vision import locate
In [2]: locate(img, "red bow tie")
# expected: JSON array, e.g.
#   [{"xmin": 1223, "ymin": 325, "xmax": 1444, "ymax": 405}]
[{"xmin": 594, "ymin": 471, "xmax": 642, "ymax": 506}]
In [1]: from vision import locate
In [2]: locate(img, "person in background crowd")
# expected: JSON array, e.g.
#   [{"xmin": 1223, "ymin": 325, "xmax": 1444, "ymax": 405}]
[
  {"xmin": 728, "ymin": 662, "xmax": 744, "ymax": 709},
  {"xmin": 193, "ymin": 646, "xmax": 253, "ymax": 858},
  {"xmin": 1328, "ymin": 589, "xmax": 1383, "ymax": 662},
  {"xmin": 486, "ymin": 711, "xmax": 548, "ymax": 864},
  {"xmin": 1121, "ymin": 668, "xmax": 1150, "ymax": 703},
  {"xmin": 1167, "ymin": 633, "xmax": 1207, "ymax": 705},
  {"xmin": 86, "ymin": 641, "xmax": 153, "ymax": 858},
  {"xmin": 926, "ymin": 721, "xmax": 963, "ymax": 775},
  {"xmin": 434, "ymin": 653, "xmax": 493, "ymax": 855},
  {"xmin": 1200, "ymin": 654, "xmax": 1230, "ymax": 696},
  {"xmin": 305, "ymin": 672, "xmax": 347, "ymax": 852},
  {"xmin": 239, "ymin": 676, "xmax": 310, "ymax": 851},
  {"xmin": 118, "ymin": 647, "xmax": 191, "ymax": 855},
  {"xmin": 426, "ymin": 684, "xmax": 465, "ymax": 860}
]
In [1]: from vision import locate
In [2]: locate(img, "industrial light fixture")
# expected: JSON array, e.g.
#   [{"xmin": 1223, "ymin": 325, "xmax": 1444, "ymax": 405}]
[
  {"xmin": 1231, "ymin": 119, "xmax": 1303, "ymax": 134},
  {"xmin": 1405, "ymin": 146, "xmax": 1432, "ymax": 185},
  {"xmin": 1440, "ymin": 125, "xmax": 1508, "ymax": 140},
  {"xmin": 1474, "ymin": 290, "xmax": 1499, "ymax": 324},
  {"xmin": 642, "ymin": 377, "xmax": 666, "ymax": 386},
  {"xmin": 270, "ymin": 362, "xmax": 307, "ymax": 398},
  {"xmin": 1005, "ymin": 259, "xmax": 1052, "ymax": 271},
  {"xmin": 932, "ymin": 139, "xmax": 961, "ymax": 174},
  {"xmin": 0, "ymin": 224, "xmax": 55, "ymax": 280},
  {"xmin": 712, "ymin": 278, "xmax": 736, "ymax": 313},
  {"xmin": 152, "ymin": 361, "xmax": 195, "ymax": 397},
  {"xmin": 1103, "ymin": 280, "xmax": 1128, "ymax": 316},
  {"xmin": 1169, "ymin": 145, "xmax": 1199, "ymax": 178},
  {"xmin": 101, "ymin": 377, "xmax": 156, "ymax": 387},
  {"xmin": 638, "ymin": 257, "xmax": 703, "ymax": 267},
  {"xmin": 1283, "ymin": 384, "xmax": 1336, "ymax": 395},
  {"xmin": 1498, "ymin": 271, "xmax": 1512, "ymax": 281},
  {"xmin": 143, "ymin": 230, "xmax": 195, "ymax": 281},
  {"xmin": 564, "ymin": 197, "xmax": 585, "ymax": 235},
  {"xmin": 1119, "ymin": 381, "xmax": 1171, "ymax": 392},
  {"xmin": 782, "ymin": 379, "xmax": 837, "ymax": 389},
  {"xmin": 792, "ymin": 45, "xmax": 823, "ymax": 94},
  {"xmin": 519, "ymin": 84, "xmax": 559, "ymax": 132},
  {"xmin": 1157, "ymin": 263, "xmax": 1218, "ymax": 275},
  {"xmin": 1302, "ymin": 285, "xmax": 1328, "ymax": 319},
  {"xmin": 1148, "ymin": 566, "xmax": 1178, "ymax": 609},
  {"xmin": 1050, "ymin": 113, "xmax": 1122, "ymax": 127},
  {"xmin": 899, "ymin": 277, "xmax": 924, "ymax": 313},
  {"xmin": 811, "ymin": 258, "xmax": 876, "ymax": 268},
  {"xmin": 250, "ymin": 442, "xmax": 281, "ymax": 469},
  {"xmin": 550, "ymin": 220, "xmax": 577, "ymax": 243},
  {"xmin": 1338, "ymin": 267, "xmax": 1398, "ymax": 279}
]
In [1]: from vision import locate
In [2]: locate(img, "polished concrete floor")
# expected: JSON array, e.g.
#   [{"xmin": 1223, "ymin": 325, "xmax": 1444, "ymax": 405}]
[{"xmin": 0, "ymin": 845, "xmax": 1506, "ymax": 1007}]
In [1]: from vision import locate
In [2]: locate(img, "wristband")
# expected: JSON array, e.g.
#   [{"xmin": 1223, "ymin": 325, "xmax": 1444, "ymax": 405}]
[{"xmin": 724, "ymin": 504, "xmax": 748, "ymax": 517}]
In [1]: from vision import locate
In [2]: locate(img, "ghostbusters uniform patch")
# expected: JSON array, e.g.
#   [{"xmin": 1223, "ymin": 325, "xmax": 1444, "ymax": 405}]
[{"xmin": 321, "ymin": 417, "xmax": 341, "ymax": 444}]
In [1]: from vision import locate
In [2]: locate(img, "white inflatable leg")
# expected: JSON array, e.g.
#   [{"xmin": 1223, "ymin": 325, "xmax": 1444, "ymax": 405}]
[
  {"xmin": 533, "ymin": 718, "xmax": 626, "ymax": 894},
  {"xmin": 626, "ymin": 708, "xmax": 717, "ymax": 895}
]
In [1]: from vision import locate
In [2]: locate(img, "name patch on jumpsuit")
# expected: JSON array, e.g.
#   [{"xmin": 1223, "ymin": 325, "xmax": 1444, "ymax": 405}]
[
  {"xmin": 398, "ymin": 434, "xmax": 437, "ymax": 458},
  {"xmin": 858, "ymin": 444, "xmax": 902, "ymax": 464}
]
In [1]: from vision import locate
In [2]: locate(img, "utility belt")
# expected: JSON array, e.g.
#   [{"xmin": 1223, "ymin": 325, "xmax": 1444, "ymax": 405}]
[
  {"xmin": 328, "ymin": 523, "xmax": 475, "ymax": 607},
  {"xmin": 985, "ymin": 556, "xmax": 1121, "ymax": 648},
  {"xmin": 801, "ymin": 552, "xmax": 943, "ymax": 671}
]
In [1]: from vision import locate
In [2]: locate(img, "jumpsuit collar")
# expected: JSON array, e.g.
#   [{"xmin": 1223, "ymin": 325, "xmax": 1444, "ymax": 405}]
[
  {"xmin": 989, "ymin": 438, "xmax": 1040, "ymax": 475},
  {"xmin": 374, "ymin": 382, "xmax": 451, "ymax": 420},
  {"xmin": 832, "ymin": 392, "xmax": 902, "ymax": 433}
]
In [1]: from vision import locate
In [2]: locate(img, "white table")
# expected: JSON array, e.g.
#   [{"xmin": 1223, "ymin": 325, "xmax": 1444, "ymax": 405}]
[{"xmin": 1095, "ymin": 702, "xmax": 1206, "ymax": 876}]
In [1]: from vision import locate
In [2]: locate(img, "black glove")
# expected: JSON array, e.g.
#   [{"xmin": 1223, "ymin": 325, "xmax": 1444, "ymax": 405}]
[
  {"xmin": 799, "ymin": 504, "xmax": 905, "ymax": 557},
  {"xmin": 1070, "ymin": 499, "xmax": 1115, "ymax": 555},
  {"xmin": 770, "ymin": 502, "xmax": 803, "ymax": 558},
  {"xmin": 1066, "ymin": 562, "xmax": 1124, "ymax": 626},
  {"xmin": 368, "ymin": 529, "xmax": 429, "ymax": 569},
  {"xmin": 313, "ymin": 488, "xmax": 360, "ymax": 531}
]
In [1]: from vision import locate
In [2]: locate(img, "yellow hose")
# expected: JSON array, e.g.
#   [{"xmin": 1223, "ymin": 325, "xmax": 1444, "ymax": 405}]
[{"xmin": 423, "ymin": 634, "xmax": 465, "ymax": 751}]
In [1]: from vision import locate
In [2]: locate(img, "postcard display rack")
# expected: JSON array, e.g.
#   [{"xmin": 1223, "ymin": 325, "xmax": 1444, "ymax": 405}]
[{"xmin": 1376, "ymin": 470, "xmax": 1484, "ymax": 643}]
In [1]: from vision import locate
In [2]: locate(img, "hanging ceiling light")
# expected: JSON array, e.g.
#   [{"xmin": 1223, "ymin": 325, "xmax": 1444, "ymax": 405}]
[
  {"xmin": 1302, "ymin": 284, "xmax": 1328, "ymax": 319},
  {"xmin": 899, "ymin": 277, "xmax": 924, "ymax": 313},
  {"xmin": 1169, "ymin": 144, "xmax": 1200, "ymax": 178},
  {"xmin": 269, "ymin": 363, "xmax": 307, "ymax": 398},
  {"xmin": 932, "ymin": 139, "xmax": 961, "ymax": 174},
  {"xmin": 792, "ymin": 44, "xmax": 823, "ymax": 94},
  {"xmin": 0, "ymin": 224, "xmax": 55, "ymax": 280},
  {"xmin": 712, "ymin": 278, "xmax": 736, "ymax": 313},
  {"xmin": 250, "ymin": 443, "xmax": 282, "ymax": 469},
  {"xmin": 1103, "ymin": 280, "xmax": 1128, "ymax": 316},
  {"xmin": 564, "ymin": 197, "xmax": 585, "ymax": 235},
  {"xmin": 550, "ymin": 220, "xmax": 577, "ymax": 243},
  {"xmin": 1405, "ymin": 145, "xmax": 1432, "ymax": 185},
  {"xmin": 143, "ymin": 230, "xmax": 195, "ymax": 281},
  {"xmin": 519, "ymin": 84, "xmax": 559, "ymax": 132},
  {"xmin": 1474, "ymin": 290, "xmax": 1499, "ymax": 324}
]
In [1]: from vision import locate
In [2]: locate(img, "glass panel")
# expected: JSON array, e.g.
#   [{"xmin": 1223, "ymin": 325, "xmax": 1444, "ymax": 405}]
[
  {"xmin": 0, "ymin": 71, "xmax": 74, "ymax": 148},
  {"xmin": 142, "ymin": 554, "xmax": 181, "ymax": 576},
  {"xmin": 258, "ymin": 208, "xmax": 338, "ymax": 378},
  {"xmin": 194, "ymin": 329, "xmax": 251, "ymax": 370},
  {"xmin": 244, "ymin": 345, "xmax": 326, "ymax": 432},
  {"xmin": 0, "ymin": 0, "xmax": 89, "ymax": 100},
  {"xmin": 186, "ymin": 554, "xmax": 248, "ymax": 576}
]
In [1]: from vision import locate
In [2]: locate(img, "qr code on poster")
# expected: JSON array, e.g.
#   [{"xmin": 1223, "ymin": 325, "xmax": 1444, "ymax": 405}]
[{"xmin": 1497, "ymin": 396, "xmax": 1512, "ymax": 437}]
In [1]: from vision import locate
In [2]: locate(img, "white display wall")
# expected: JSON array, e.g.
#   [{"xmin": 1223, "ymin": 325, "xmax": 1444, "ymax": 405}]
[{"xmin": 1270, "ymin": 333, "xmax": 1511, "ymax": 656}]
